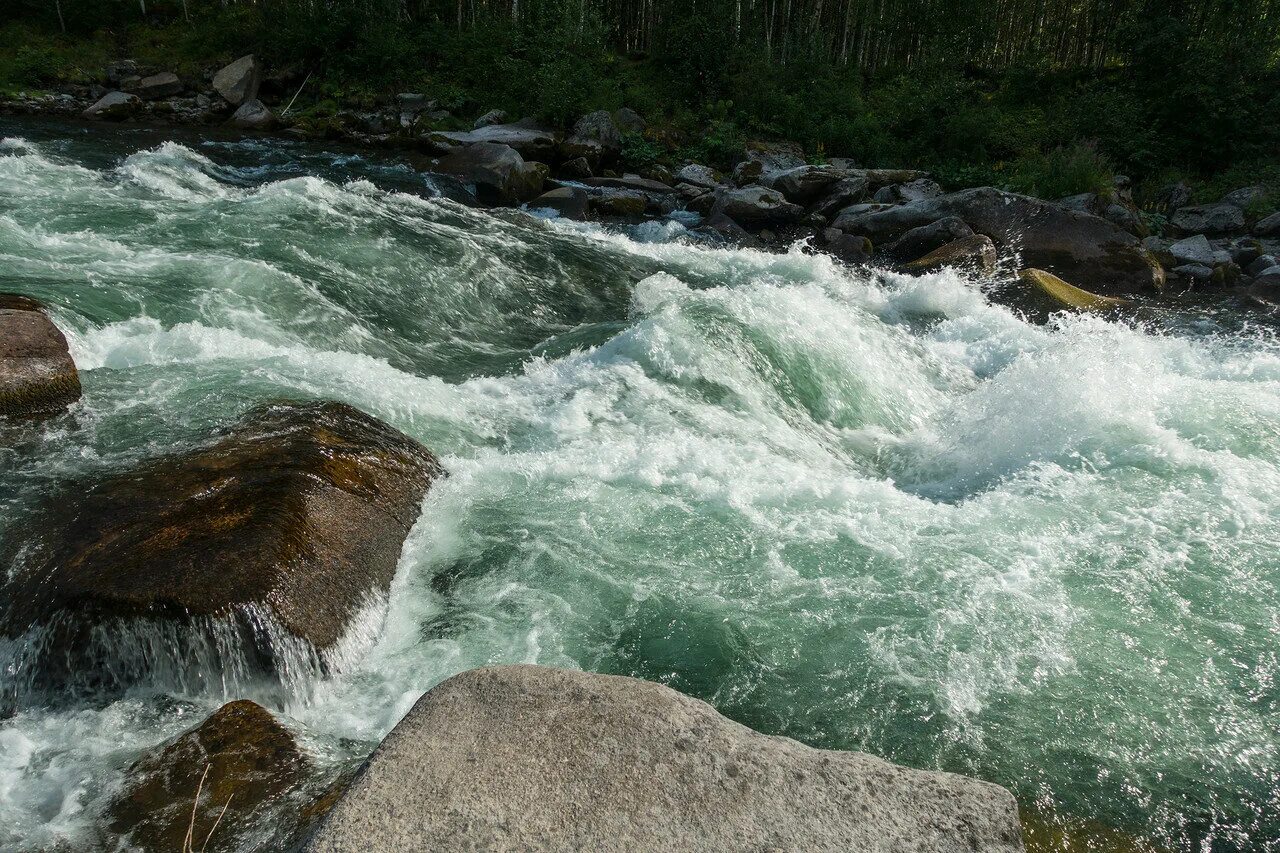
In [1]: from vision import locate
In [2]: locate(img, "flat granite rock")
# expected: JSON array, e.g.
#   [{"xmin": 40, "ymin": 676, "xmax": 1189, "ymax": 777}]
[{"xmin": 304, "ymin": 665, "xmax": 1025, "ymax": 853}]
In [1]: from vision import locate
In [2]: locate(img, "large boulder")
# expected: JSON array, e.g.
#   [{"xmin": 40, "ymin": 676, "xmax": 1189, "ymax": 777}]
[
  {"xmin": 473, "ymin": 109, "xmax": 508, "ymax": 129},
  {"xmin": 743, "ymin": 140, "xmax": 805, "ymax": 176},
  {"xmin": 1221, "ymin": 185, "xmax": 1268, "ymax": 209},
  {"xmin": 0, "ymin": 294, "xmax": 81, "ymax": 419},
  {"xmin": 675, "ymin": 163, "xmax": 721, "ymax": 189},
  {"xmin": 571, "ymin": 110, "xmax": 622, "ymax": 155},
  {"xmin": 590, "ymin": 188, "xmax": 648, "ymax": 218},
  {"xmin": 0, "ymin": 400, "xmax": 442, "ymax": 700},
  {"xmin": 435, "ymin": 142, "xmax": 548, "ymax": 204},
  {"xmin": 888, "ymin": 216, "xmax": 975, "ymax": 261},
  {"xmin": 808, "ymin": 176, "xmax": 870, "ymax": 218},
  {"xmin": 835, "ymin": 188, "xmax": 1164, "ymax": 293},
  {"xmin": 303, "ymin": 666, "xmax": 1024, "ymax": 853},
  {"xmin": 1170, "ymin": 203, "xmax": 1246, "ymax": 237},
  {"xmin": 228, "ymin": 99, "xmax": 276, "ymax": 130},
  {"xmin": 431, "ymin": 124, "xmax": 560, "ymax": 160},
  {"xmin": 134, "ymin": 71, "xmax": 182, "ymax": 100},
  {"xmin": 874, "ymin": 178, "xmax": 943, "ymax": 205},
  {"xmin": 612, "ymin": 107, "xmax": 646, "ymax": 133},
  {"xmin": 82, "ymin": 91, "xmax": 139, "ymax": 120},
  {"xmin": 1167, "ymin": 234, "xmax": 1215, "ymax": 267},
  {"xmin": 710, "ymin": 185, "xmax": 802, "ymax": 228},
  {"xmin": 764, "ymin": 165, "xmax": 851, "ymax": 205},
  {"xmin": 106, "ymin": 700, "xmax": 309, "ymax": 852},
  {"xmin": 1255, "ymin": 211, "xmax": 1280, "ymax": 238},
  {"xmin": 213, "ymin": 54, "xmax": 262, "ymax": 107}
]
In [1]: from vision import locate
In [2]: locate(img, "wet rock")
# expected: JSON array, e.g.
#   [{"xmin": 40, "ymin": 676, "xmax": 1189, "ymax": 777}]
[
  {"xmin": 1255, "ymin": 211, "xmax": 1280, "ymax": 238},
  {"xmin": 579, "ymin": 174, "xmax": 675, "ymax": 194},
  {"xmin": 888, "ymin": 216, "xmax": 975, "ymax": 261},
  {"xmin": 590, "ymin": 188, "xmax": 647, "ymax": 218},
  {"xmin": 900, "ymin": 234, "xmax": 997, "ymax": 275},
  {"xmin": 529, "ymin": 186, "xmax": 589, "ymax": 219},
  {"xmin": 0, "ymin": 294, "xmax": 81, "ymax": 419},
  {"xmin": 473, "ymin": 109, "xmax": 507, "ymax": 129},
  {"xmin": 0, "ymin": 400, "xmax": 443, "ymax": 696},
  {"xmin": 710, "ymin": 185, "xmax": 803, "ymax": 228},
  {"xmin": 303, "ymin": 666, "xmax": 1024, "ymax": 853},
  {"xmin": 82, "ymin": 91, "xmax": 140, "ymax": 120},
  {"xmin": 808, "ymin": 176, "xmax": 870, "ymax": 219},
  {"xmin": 1006, "ymin": 269, "xmax": 1129, "ymax": 319},
  {"xmin": 1170, "ymin": 203, "xmax": 1246, "ymax": 237},
  {"xmin": 612, "ymin": 107, "xmax": 646, "ymax": 133},
  {"xmin": 435, "ymin": 142, "xmax": 547, "ymax": 204},
  {"xmin": 107, "ymin": 700, "xmax": 308, "ymax": 852},
  {"xmin": 213, "ymin": 55, "xmax": 262, "ymax": 107},
  {"xmin": 1173, "ymin": 263, "xmax": 1214, "ymax": 281},
  {"xmin": 764, "ymin": 165, "xmax": 851, "ymax": 205},
  {"xmin": 702, "ymin": 213, "xmax": 758, "ymax": 246},
  {"xmin": 558, "ymin": 156, "xmax": 592, "ymax": 179},
  {"xmin": 431, "ymin": 123, "xmax": 560, "ymax": 160},
  {"xmin": 819, "ymin": 229, "xmax": 872, "ymax": 264},
  {"xmin": 675, "ymin": 163, "xmax": 721, "ymax": 189},
  {"xmin": 873, "ymin": 177, "xmax": 942, "ymax": 205},
  {"xmin": 1168, "ymin": 234, "xmax": 1215, "ymax": 267},
  {"xmin": 1247, "ymin": 254, "xmax": 1279, "ymax": 276},
  {"xmin": 134, "ymin": 72, "xmax": 182, "ymax": 100},
  {"xmin": 835, "ymin": 188, "xmax": 1164, "ymax": 293},
  {"xmin": 228, "ymin": 99, "xmax": 276, "ymax": 130},
  {"xmin": 731, "ymin": 159, "xmax": 764, "ymax": 187}
]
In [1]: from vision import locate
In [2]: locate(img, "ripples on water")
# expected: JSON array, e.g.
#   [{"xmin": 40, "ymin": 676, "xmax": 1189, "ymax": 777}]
[{"xmin": 1, "ymin": 119, "xmax": 1279, "ymax": 851}]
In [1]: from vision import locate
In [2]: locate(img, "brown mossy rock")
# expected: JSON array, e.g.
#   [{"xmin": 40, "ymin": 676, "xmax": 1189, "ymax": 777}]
[
  {"xmin": 304, "ymin": 665, "xmax": 1024, "ymax": 853},
  {"xmin": 107, "ymin": 700, "xmax": 308, "ymax": 852},
  {"xmin": 0, "ymin": 293, "xmax": 81, "ymax": 419},
  {"xmin": 900, "ymin": 234, "xmax": 998, "ymax": 275},
  {"xmin": 1, "ymin": 400, "xmax": 443, "ymax": 690}
]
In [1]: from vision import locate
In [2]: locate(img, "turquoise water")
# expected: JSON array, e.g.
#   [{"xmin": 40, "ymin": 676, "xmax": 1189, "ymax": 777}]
[{"xmin": 2, "ymin": 119, "xmax": 1279, "ymax": 851}]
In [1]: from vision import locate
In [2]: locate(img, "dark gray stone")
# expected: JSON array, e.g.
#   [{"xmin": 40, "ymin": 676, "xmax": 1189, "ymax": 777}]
[
  {"xmin": 134, "ymin": 72, "xmax": 182, "ymax": 100},
  {"xmin": 889, "ymin": 216, "xmax": 975, "ymax": 261},
  {"xmin": 530, "ymin": 186, "xmax": 589, "ymax": 219},
  {"xmin": 711, "ymin": 185, "xmax": 803, "ymax": 227},
  {"xmin": 473, "ymin": 109, "xmax": 508, "ymax": 129},
  {"xmin": 82, "ymin": 91, "xmax": 140, "ymax": 120},
  {"xmin": 304, "ymin": 666, "xmax": 1024, "ymax": 853},
  {"xmin": 228, "ymin": 99, "xmax": 276, "ymax": 130},
  {"xmin": 435, "ymin": 142, "xmax": 548, "ymax": 204},
  {"xmin": 1170, "ymin": 203, "xmax": 1246, "ymax": 237}
]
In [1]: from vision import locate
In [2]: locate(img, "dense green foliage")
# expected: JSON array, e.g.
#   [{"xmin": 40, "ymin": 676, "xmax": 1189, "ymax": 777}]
[{"xmin": 4, "ymin": 0, "xmax": 1279, "ymax": 199}]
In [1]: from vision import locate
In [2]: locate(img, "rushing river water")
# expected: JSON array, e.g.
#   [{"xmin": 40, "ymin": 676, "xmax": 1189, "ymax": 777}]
[{"xmin": 1, "ymin": 118, "xmax": 1279, "ymax": 852}]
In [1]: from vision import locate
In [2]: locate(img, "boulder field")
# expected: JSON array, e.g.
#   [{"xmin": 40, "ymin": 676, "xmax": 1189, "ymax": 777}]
[
  {"xmin": 0, "ymin": 399, "xmax": 443, "ymax": 699},
  {"xmin": 303, "ymin": 665, "xmax": 1025, "ymax": 853}
]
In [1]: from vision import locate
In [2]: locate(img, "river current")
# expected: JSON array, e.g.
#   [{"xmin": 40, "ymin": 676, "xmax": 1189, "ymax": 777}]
[{"xmin": 2, "ymin": 118, "xmax": 1279, "ymax": 851}]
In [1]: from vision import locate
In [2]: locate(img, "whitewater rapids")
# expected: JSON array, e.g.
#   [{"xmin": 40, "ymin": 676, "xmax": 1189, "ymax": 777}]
[{"xmin": 1, "ymin": 122, "xmax": 1278, "ymax": 851}]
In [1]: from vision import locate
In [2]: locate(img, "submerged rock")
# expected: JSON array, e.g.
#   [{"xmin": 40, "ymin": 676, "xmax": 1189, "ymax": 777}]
[
  {"xmin": 0, "ymin": 400, "xmax": 443, "ymax": 699},
  {"xmin": 304, "ymin": 666, "xmax": 1024, "ymax": 852},
  {"xmin": 529, "ymin": 186, "xmax": 588, "ymax": 219},
  {"xmin": 107, "ymin": 700, "xmax": 309, "ymax": 852},
  {"xmin": 0, "ymin": 293, "xmax": 81, "ymax": 419},
  {"xmin": 213, "ymin": 55, "xmax": 262, "ymax": 106}
]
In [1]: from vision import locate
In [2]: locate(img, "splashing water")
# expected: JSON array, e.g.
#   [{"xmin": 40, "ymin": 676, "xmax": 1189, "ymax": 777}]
[{"xmin": 2, "ymin": 119, "xmax": 1279, "ymax": 851}]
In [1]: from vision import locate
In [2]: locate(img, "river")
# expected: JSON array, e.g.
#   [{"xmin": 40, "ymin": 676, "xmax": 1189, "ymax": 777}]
[{"xmin": 2, "ymin": 117, "xmax": 1278, "ymax": 851}]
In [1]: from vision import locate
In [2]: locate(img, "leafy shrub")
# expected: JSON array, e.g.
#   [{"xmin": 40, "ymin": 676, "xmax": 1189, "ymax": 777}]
[
  {"xmin": 1007, "ymin": 143, "xmax": 1116, "ymax": 199},
  {"xmin": 620, "ymin": 132, "xmax": 664, "ymax": 172}
]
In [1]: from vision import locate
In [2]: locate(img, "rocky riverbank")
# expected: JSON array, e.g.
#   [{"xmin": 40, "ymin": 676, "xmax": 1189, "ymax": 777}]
[{"xmin": 5, "ymin": 55, "xmax": 1279, "ymax": 313}]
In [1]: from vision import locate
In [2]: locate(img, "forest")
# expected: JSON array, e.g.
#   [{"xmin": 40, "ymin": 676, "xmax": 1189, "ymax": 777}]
[{"xmin": 5, "ymin": 0, "xmax": 1280, "ymax": 200}]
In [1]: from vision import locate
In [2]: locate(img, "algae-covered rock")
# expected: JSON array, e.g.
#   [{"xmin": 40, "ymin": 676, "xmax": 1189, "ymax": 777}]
[
  {"xmin": 900, "ymin": 234, "xmax": 997, "ymax": 274},
  {"xmin": 1013, "ymin": 268, "xmax": 1129, "ymax": 314},
  {"xmin": 304, "ymin": 666, "xmax": 1024, "ymax": 853},
  {"xmin": 1, "ymin": 400, "xmax": 443, "ymax": 699},
  {"xmin": 107, "ymin": 700, "xmax": 308, "ymax": 852},
  {"xmin": 0, "ymin": 293, "xmax": 81, "ymax": 419}
]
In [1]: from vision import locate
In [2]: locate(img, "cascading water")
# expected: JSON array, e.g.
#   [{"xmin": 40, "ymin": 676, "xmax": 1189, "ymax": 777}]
[{"xmin": 1, "ymin": 118, "xmax": 1278, "ymax": 851}]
